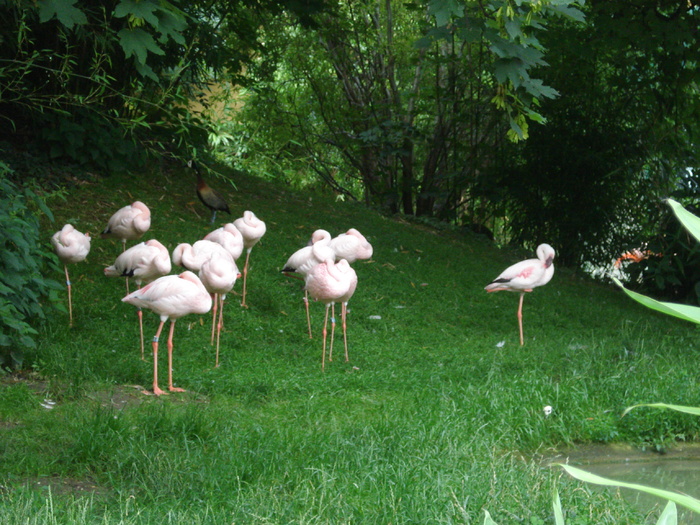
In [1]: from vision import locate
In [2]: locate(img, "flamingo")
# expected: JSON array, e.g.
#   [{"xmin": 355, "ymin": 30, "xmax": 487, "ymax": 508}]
[
  {"xmin": 199, "ymin": 253, "xmax": 238, "ymax": 367},
  {"xmin": 189, "ymin": 160, "xmax": 231, "ymax": 224},
  {"xmin": 101, "ymin": 201, "xmax": 151, "ymax": 292},
  {"xmin": 330, "ymin": 228, "xmax": 374, "ymax": 263},
  {"xmin": 51, "ymin": 224, "xmax": 91, "ymax": 326},
  {"xmin": 104, "ymin": 239, "xmax": 172, "ymax": 359},
  {"xmin": 281, "ymin": 229, "xmax": 332, "ymax": 337},
  {"xmin": 203, "ymin": 223, "xmax": 244, "ymax": 261},
  {"xmin": 304, "ymin": 245, "xmax": 358, "ymax": 370},
  {"xmin": 233, "ymin": 211, "xmax": 266, "ymax": 307},
  {"xmin": 484, "ymin": 243, "xmax": 555, "ymax": 346},
  {"xmin": 172, "ymin": 239, "xmax": 231, "ymax": 273},
  {"xmin": 122, "ymin": 271, "xmax": 212, "ymax": 396}
]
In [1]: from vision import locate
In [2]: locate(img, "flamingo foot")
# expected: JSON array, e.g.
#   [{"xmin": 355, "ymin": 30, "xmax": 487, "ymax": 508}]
[{"xmin": 169, "ymin": 386, "xmax": 186, "ymax": 393}]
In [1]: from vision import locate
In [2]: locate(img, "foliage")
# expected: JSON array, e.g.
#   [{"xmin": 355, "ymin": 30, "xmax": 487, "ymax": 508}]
[{"xmin": 0, "ymin": 164, "xmax": 62, "ymax": 370}]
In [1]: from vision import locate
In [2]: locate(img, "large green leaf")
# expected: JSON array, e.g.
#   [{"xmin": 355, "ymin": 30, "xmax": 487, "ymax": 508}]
[
  {"xmin": 558, "ymin": 464, "xmax": 700, "ymax": 514},
  {"xmin": 622, "ymin": 403, "xmax": 700, "ymax": 418},
  {"xmin": 37, "ymin": 0, "xmax": 87, "ymax": 29},
  {"xmin": 117, "ymin": 28, "xmax": 165, "ymax": 65},
  {"xmin": 667, "ymin": 198, "xmax": 700, "ymax": 244},
  {"xmin": 611, "ymin": 277, "xmax": 700, "ymax": 325}
]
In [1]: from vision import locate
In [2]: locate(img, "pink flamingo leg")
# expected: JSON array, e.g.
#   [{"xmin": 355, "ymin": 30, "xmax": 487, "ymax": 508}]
[
  {"xmin": 148, "ymin": 320, "xmax": 167, "ymax": 396},
  {"xmin": 210, "ymin": 293, "xmax": 218, "ymax": 344},
  {"xmin": 342, "ymin": 302, "xmax": 349, "ymax": 362},
  {"xmin": 328, "ymin": 303, "xmax": 336, "ymax": 362},
  {"xmin": 137, "ymin": 308, "xmax": 144, "ymax": 360},
  {"xmin": 215, "ymin": 295, "xmax": 225, "ymax": 367},
  {"xmin": 167, "ymin": 320, "xmax": 185, "ymax": 393},
  {"xmin": 304, "ymin": 291, "xmax": 312, "ymax": 339},
  {"xmin": 241, "ymin": 249, "xmax": 251, "ymax": 307},
  {"xmin": 517, "ymin": 292, "xmax": 525, "ymax": 346},
  {"xmin": 63, "ymin": 265, "xmax": 73, "ymax": 327},
  {"xmin": 321, "ymin": 304, "xmax": 330, "ymax": 371}
]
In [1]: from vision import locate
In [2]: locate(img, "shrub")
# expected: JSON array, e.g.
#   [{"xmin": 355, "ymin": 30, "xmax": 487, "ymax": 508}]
[{"xmin": 0, "ymin": 162, "xmax": 62, "ymax": 370}]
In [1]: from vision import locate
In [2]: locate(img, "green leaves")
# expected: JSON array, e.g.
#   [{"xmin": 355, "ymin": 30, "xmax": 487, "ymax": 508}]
[
  {"xmin": 37, "ymin": 0, "xmax": 87, "ymax": 29},
  {"xmin": 118, "ymin": 28, "xmax": 165, "ymax": 64},
  {"xmin": 611, "ymin": 276, "xmax": 700, "ymax": 324}
]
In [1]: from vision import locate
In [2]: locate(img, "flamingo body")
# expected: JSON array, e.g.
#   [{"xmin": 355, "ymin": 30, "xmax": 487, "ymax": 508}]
[
  {"xmin": 204, "ymin": 223, "xmax": 244, "ymax": 261},
  {"xmin": 122, "ymin": 271, "xmax": 212, "ymax": 395},
  {"xmin": 101, "ymin": 201, "xmax": 151, "ymax": 243},
  {"xmin": 485, "ymin": 243, "xmax": 555, "ymax": 345},
  {"xmin": 330, "ymin": 228, "xmax": 373, "ymax": 263},
  {"xmin": 172, "ymin": 239, "xmax": 231, "ymax": 273},
  {"xmin": 51, "ymin": 224, "xmax": 91, "ymax": 326}
]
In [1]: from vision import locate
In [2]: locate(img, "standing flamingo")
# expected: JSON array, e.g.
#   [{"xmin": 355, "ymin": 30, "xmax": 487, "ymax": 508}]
[
  {"xmin": 281, "ymin": 229, "xmax": 332, "ymax": 337},
  {"xmin": 101, "ymin": 201, "xmax": 151, "ymax": 293},
  {"xmin": 204, "ymin": 223, "xmax": 244, "ymax": 261},
  {"xmin": 233, "ymin": 211, "xmax": 266, "ymax": 307},
  {"xmin": 122, "ymin": 271, "xmax": 212, "ymax": 396},
  {"xmin": 199, "ymin": 253, "xmax": 238, "ymax": 367},
  {"xmin": 484, "ymin": 243, "xmax": 555, "ymax": 346},
  {"xmin": 51, "ymin": 224, "xmax": 91, "ymax": 326},
  {"xmin": 304, "ymin": 245, "xmax": 358, "ymax": 371},
  {"xmin": 104, "ymin": 239, "xmax": 172, "ymax": 359}
]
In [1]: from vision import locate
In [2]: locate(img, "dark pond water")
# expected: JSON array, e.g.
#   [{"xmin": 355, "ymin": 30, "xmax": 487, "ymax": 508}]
[{"xmin": 545, "ymin": 444, "xmax": 700, "ymax": 523}]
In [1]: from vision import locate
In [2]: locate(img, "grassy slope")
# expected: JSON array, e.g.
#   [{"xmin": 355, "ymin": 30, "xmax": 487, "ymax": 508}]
[{"xmin": 1, "ymin": 163, "xmax": 699, "ymax": 523}]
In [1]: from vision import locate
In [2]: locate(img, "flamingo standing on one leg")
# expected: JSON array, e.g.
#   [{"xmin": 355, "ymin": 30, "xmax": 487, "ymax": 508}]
[
  {"xmin": 484, "ymin": 243, "xmax": 555, "ymax": 346},
  {"xmin": 122, "ymin": 271, "xmax": 212, "ymax": 396},
  {"xmin": 101, "ymin": 201, "xmax": 151, "ymax": 293},
  {"xmin": 281, "ymin": 229, "xmax": 332, "ymax": 338},
  {"xmin": 233, "ymin": 211, "xmax": 266, "ymax": 307},
  {"xmin": 199, "ymin": 253, "xmax": 238, "ymax": 367},
  {"xmin": 51, "ymin": 224, "xmax": 91, "ymax": 326},
  {"xmin": 104, "ymin": 239, "xmax": 172, "ymax": 359},
  {"xmin": 304, "ymin": 246, "xmax": 358, "ymax": 371}
]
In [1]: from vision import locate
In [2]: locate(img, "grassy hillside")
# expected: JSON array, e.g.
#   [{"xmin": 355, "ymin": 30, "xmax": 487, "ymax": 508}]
[{"xmin": 1, "ymin": 162, "xmax": 699, "ymax": 523}]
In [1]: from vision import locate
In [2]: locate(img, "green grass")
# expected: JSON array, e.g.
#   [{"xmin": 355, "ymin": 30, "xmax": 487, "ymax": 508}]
[{"xmin": 2, "ymin": 163, "xmax": 699, "ymax": 523}]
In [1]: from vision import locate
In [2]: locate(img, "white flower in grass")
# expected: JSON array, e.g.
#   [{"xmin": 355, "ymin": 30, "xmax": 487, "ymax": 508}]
[{"xmin": 543, "ymin": 405, "xmax": 553, "ymax": 417}]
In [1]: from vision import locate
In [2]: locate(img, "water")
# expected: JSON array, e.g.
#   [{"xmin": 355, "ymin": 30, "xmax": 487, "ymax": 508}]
[{"xmin": 545, "ymin": 444, "xmax": 700, "ymax": 523}]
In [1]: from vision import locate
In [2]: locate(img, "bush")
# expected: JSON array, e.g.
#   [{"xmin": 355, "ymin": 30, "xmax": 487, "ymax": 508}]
[{"xmin": 0, "ymin": 163, "xmax": 62, "ymax": 370}]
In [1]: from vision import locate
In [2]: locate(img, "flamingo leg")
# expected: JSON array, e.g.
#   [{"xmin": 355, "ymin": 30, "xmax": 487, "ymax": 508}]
[
  {"xmin": 321, "ymin": 304, "xmax": 330, "ymax": 371},
  {"xmin": 137, "ymin": 308, "xmax": 144, "ymax": 360},
  {"xmin": 342, "ymin": 302, "xmax": 349, "ymax": 362},
  {"xmin": 517, "ymin": 292, "xmax": 525, "ymax": 346},
  {"xmin": 215, "ymin": 295, "xmax": 225, "ymax": 367},
  {"xmin": 304, "ymin": 290, "xmax": 312, "ymax": 339},
  {"xmin": 168, "ymin": 320, "xmax": 185, "ymax": 393},
  {"xmin": 63, "ymin": 265, "xmax": 73, "ymax": 327},
  {"xmin": 210, "ymin": 293, "xmax": 218, "ymax": 344},
  {"xmin": 329, "ymin": 303, "xmax": 336, "ymax": 362},
  {"xmin": 241, "ymin": 249, "xmax": 252, "ymax": 307},
  {"xmin": 148, "ymin": 320, "xmax": 167, "ymax": 396}
]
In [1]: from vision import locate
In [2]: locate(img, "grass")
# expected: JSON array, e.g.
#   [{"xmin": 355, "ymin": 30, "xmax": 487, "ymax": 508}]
[{"xmin": 2, "ymin": 162, "xmax": 700, "ymax": 523}]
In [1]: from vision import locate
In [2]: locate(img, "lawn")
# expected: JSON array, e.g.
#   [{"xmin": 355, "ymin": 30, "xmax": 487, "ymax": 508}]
[{"xmin": 2, "ymin": 162, "xmax": 699, "ymax": 524}]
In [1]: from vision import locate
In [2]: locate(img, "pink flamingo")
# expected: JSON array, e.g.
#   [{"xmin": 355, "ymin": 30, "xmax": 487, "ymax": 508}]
[
  {"xmin": 304, "ymin": 245, "xmax": 358, "ymax": 370},
  {"xmin": 104, "ymin": 239, "xmax": 172, "ymax": 359},
  {"xmin": 330, "ymin": 228, "xmax": 373, "ymax": 263},
  {"xmin": 281, "ymin": 229, "xmax": 332, "ymax": 337},
  {"xmin": 172, "ymin": 239, "xmax": 231, "ymax": 273},
  {"xmin": 485, "ymin": 243, "xmax": 555, "ymax": 346},
  {"xmin": 122, "ymin": 271, "xmax": 212, "ymax": 396},
  {"xmin": 203, "ymin": 223, "xmax": 244, "ymax": 261},
  {"xmin": 101, "ymin": 201, "xmax": 151, "ymax": 293},
  {"xmin": 233, "ymin": 211, "xmax": 266, "ymax": 307},
  {"xmin": 51, "ymin": 224, "xmax": 91, "ymax": 326},
  {"xmin": 199, "ymin": 253, "xmax": 239, "ymax": 367}
]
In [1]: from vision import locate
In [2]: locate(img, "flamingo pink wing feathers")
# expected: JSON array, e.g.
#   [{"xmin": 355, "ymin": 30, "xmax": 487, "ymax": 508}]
[
  {"xmin": 122, "ymin": 271, "xmax": 212, "ymax": 320},
  {"xmin": 102, "ymin": 201, "xmax": 151, "ymax": 241},
  {"xmin": 52, "ymin": 224, "xmax": 91, "ymax": 264}
]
